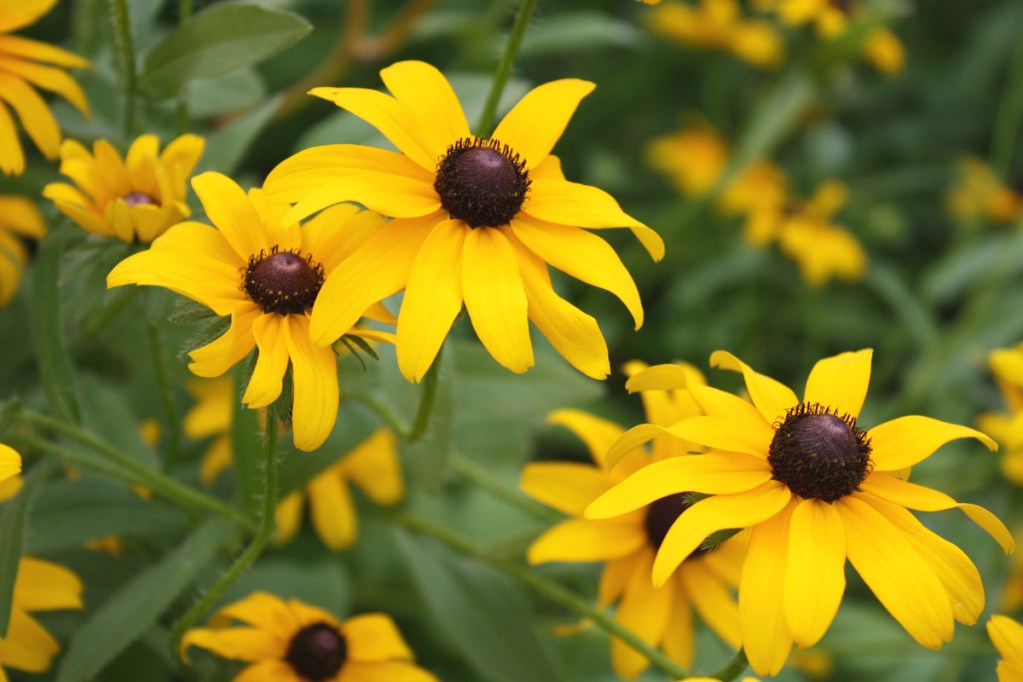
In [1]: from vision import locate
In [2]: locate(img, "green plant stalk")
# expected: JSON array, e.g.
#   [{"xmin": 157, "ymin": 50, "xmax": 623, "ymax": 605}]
[
  {"xmin": 392, "ymin": 511, "xmax": 691, "ymax": 680},
  {"xmin": 18, "ymin": 412, "xmax": 254, "ymax": 531},
  {"xmin": 407, "ymin": 345, "xmax": 443, "ymax": 443},
  {"xmin": 109, "ymin": 0, "xmax": 137, "ymax": 137},
  {"xmin": 170, "ymin": 417, "xmax": 280, "ymax": 657},
  {"xmin": 448, "ymin": 452, "xmax": 563, "ymax": 522},
  {"xmin": 475, "ymin": 0, "xmax": 540, "ymax": 136},
  {"xmin": 145, "ymin": 310, "xmax": 182, "ymax": 473},
  {"xmin": 175, "ymin": 0, "xmax": 193, "ymax": 133},
  {"xmin": 991, "ymin": 7, "xmax": 1023, "ymax": 178},
  {"xmin": 709, "ymin": 648, "xmax": 748, "ymax": 681}
]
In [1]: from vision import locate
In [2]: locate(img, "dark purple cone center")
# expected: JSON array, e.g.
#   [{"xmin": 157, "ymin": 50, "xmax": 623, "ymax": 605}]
[
  {"xmin": 643, "ymin": 492, "xmax": 690, "ymax": 551},
  {"xmin": 284, "ymin": 622, "xmax": 347, "ymax": 681},
  {"xmin": 434, "ymin": 138, "xmax": 530, "ymax": 228},
  {"xmin": 123, "ymin": 191, "xmax": 157, "ymax": 206},
  {"xmin": 242, "ymin": 247, "xmax": 324, "ymax": 315},
  {"xmin": 768, "ymin": 404, "xmax": 872, "ymax": 502}
]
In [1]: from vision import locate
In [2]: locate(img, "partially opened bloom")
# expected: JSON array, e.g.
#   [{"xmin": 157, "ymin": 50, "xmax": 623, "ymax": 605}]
[
  {"xmin": 946, "ymin": 156, "xmax": 1022, "ymax": 226},
  {"xmin": 276, "ymin": 428, "xmax": 403, "ymax": 551},
  {"xmin": 646, "ymin": 0, "xmax": 784, "ymax": 69},
  {"xmin": 0, "ymin": 556, "xmax": 83, "ymax": 677},
  {"xmin": 989, "ymin": 615, "xmax": 1023, "ymax": 681},
  {"xmin": 0, "ymin": 194, "xmax": 44, "ymax": 307},
  {"xmin": 587, "ymin": 349, "xmax": 1014, "ymax": 676},
  {"xmin": 182, "ymin": 592, "xmax": 437, "ymax": 681},
  {"xmin": 43, "ymin": 134, "xmax": 205, "ymax": 243},
  {"xmin": 0, "ymin": 0, "xmax": 89, "ymax": 175},
  {"xmin": 521, "ymin": 362, "xmax": 744, "ymax": 679},
  {"xmin": 107, "ymin": 172, "xmax": 395, "ymax": 451},
  {"xmin": 264, "ymin": 60, "xmax": 663, "ymax": 382}
]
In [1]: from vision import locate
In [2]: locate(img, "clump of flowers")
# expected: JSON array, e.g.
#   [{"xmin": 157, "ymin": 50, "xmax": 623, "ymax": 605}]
[
  {"xmin": 946, "ymin": 156, "xmax": 1022, "ymax": 226},
  {"xmin": 645, "ymin": 0, "xmax": 784, "ymax": 69}
]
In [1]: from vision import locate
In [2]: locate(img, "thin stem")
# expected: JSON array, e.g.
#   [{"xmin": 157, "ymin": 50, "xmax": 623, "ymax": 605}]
[
  {"xmin": 392, "ymin": 512, "xmax": 690, "ymax": 680},
  {"xmin": 407, "ymin": 345, "xmax": 442, "ymax": 443},
  {"xmin": 709, "ymin": 648, "xmax": 748, "ymax": 681},
  {"xmin": 475, "ymin": 0, "xmax": 540, "ymax": 136},
  {"xmin": 145, "ymin": 304, "xmax": 182, "ymax": 473},
  {"xmin": 109, "ymin": 0, "xmax": 137, "ymax": 137},
  {"xmin": 991, "ymin": 6, "xmax": 1023, "ymax": 178},
  {"xmin": 448, "ymin": 453, "xmax": 563, "ymax": 522},
  {"xmin": 171, "ymin": 417, "xmax": 280, "ymax": 656},
  {"xmin": 341, "ymin": 389, "xmax": 409, "ymax": 437},
  {"xmin": 175, "ymin": 0, "xmax": 194, "ymax": 134}
]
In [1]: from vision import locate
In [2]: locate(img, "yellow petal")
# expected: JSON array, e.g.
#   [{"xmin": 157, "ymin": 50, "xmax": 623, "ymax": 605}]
[
  {"xmin": 200, "ymin": 435, "xmax": 232, "ymax": 487},
  {"xmin": 0, "ymin": 98, "xmax": 24, "ymax": 175},
  {"xmin": 837, "ymin": 495, "xmax": 954, "ymax": 649},
  {"xmin": 12, "ymin": 557, "xmax": 82, "ymax": 611},
  {"xmin": 740, "ymin": 503, "xmax": 794, "ymax": 677},
  {"xmin": 308, "ymin": 473, "xmax": 356, "ymax": 550},
  {"xmin": 191, "ymin": 172, "xmax": 269, "ymax": 261},
  {"xmin": 187, "ymin": 306, "xmax": 259, "ymax": 378},
  {"xmin": 283, "ymin": 315, "xmax": 338, "ymax": 451},
  {"xmin": 0, "ymin": 0, "xmax": 58, "ymax": 33},
  {"xmin": 301, "ymin": 203, "xmax": 388, "ymax": 275},
  {"xmin": 547, "ymin": 408, "xmax": 625, "ymax": 468},
  {"xmin": 342, "ymin": 613, "xmax": 414, "ymax": 662},
  {"xmin": 625, "ymin": 364, "xmax": 689, "ymax": 392},
  {"xmin": 989, "ymin": 615, "xmax": 1023, "ymax": 665},
  {"xmin": 710, "ymin": 350, "xmax": 799, "ymax": 424},
  {"xmin": 234, "ymin": 659, "xmax": 300, "ymax": 682},
  {"xmin": 868, "ymin": 415, "xmax": 997, "ymax": 471},
  {"xmin": 0, "ymin": 35, "xmax": 89, "ymax": 68},
  {"xmin": 461, "ymin": 227, "xmax": 533, "ymax": 373},
  {"xmin": 520, "ymin": 461, "xmax": 611, "ymax": 516},
  {"xmin": 802, "ymin": 349, "xmax": 873, "ymax": 419},
  {"xmin": 0, "ymin": 443, "xmax": 21, "ymax": 482},
  {"xmin": 0, "ymin": 607, "xmax": 58, "ymax": 672},
  {"xmin": 339, "ymin": 428, "xmax": 404, "ymax": 505},
  {"xmin": 342, "ymin": 661, "xmax": 437, "ymax": 682},
  {"xmin": 527, "ymin": 518, "xmax": 645, "ymax": 564},
  {"xmin": 603, "ymin": 423, "xmax": 668, "ymax": 470},
  {"xmin": 491, "ymin": 78, "xmax": 594, "ymax": 168},
  {"xmin": 209, "ymin": 591, "xmax": 297, "ymax": 639},
  {"xmin": 0, "ymin": 55, "xmax": 88, "ymax": 115},
  {"xmin": 661, "ymin": 583, "xmax": 696, "ymax": 670},
  {"xmin": 0, "ymin": 72, "xmax": 60, "ymax": 158},
  {"xmin": 859, "ymin": 472, "xmax": 959, "ymax": 511},
  {"xmin": 612, "ymin": 549, "xmax": 673, "ymax": 680},
  {"xmin": 379, "ymin": 60, "xmax": 470, "ymax": 162},
  {"xmin": 652, "ymin": 482, "xmax": 791, "ymax": 587},
  {"xmin": 673, "ymin": 415, "xmax": 772, "ymax": 459},
  {"xmin": 395, "ymin": 219, "xmax": 467, "ymax": 382},
  {"xmin": 681, "ymin": 559, "xmax": 741, "ymax": 650},
  {"xmin": 686, "ymin": 383, "xmax": 774, "ymax": 445},
  {"xmin": 180, "ymin": 627, "xmax": 283, "ymax": 663},
  {"xmin": 783, "ymin": 499, "xmax": 845, "ymax": 646},
  {"xmin": 959, "ymin": 503, "xmax": 1014, "ymax": 554},
  {"xmin": 241, "ymin": 314, "xmax": 289, "ymax": 408},
  {"xmin": 272, "ymin": 490, "xmax": 303, "ymax": 546}
]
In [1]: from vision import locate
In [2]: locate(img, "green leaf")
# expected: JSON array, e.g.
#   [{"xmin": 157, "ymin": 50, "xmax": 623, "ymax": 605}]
[
  {"xmin": 199, "ymin": 95, "xmax": 282, "ymax": 176},
  {"xmin": 394, "ymin": 530, "xmax": 565, "ymax": 682},
  {"xmin": 55, "ymin": 518, "xmax": 233, "ymax": 682},
  {"xmin": 0, "ymin": 398, "xmax": 21, "ymax": 439},
  {"xmin": 32, "ymin": 227, "xmax": 80, "ymax": 425},
  {"xmin": 138, "ymin": 3, "xmax": 311, "ymax": 100}
]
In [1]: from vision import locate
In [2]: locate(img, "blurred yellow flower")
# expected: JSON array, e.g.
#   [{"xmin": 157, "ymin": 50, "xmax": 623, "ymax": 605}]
[
  {"xmin": 863, "ymin": 28, "xmax": 905, "ymax": 75},
  {"xmin": 646, "ymin": 126, "xmax": 728, "ymax": 195},
  {"xmin": 264, "ymin": 60, "xmax": 663, "ymax": 382},
  {"xmin": 947, "ymin": 156, "xmax": 1022, "ymax": 225},
  {"xmin": 182, "ymin": 591, "xmax": 437, "ymax": 681},
  {"xmin": 588, "ymin": 349, "xmax": 1013, "ymax": 676},
  {"xmin": 43, "ymin": 134, "xmax": 204, "ymax": 243},
  {"xmin": 718, "ymin": 161, "xmax": 789, "ymax": 245},
  {"xmin": 977, "ymin": 344, "xmax": 1023, "ymax": 486},
  {"xmin": 183, "ymin": 377, "xmax": 236, "ymax": 486},
  {"xmin": 275, "ymin": 428, "xmax": 404, "ymax": 551},
  {"xmin": 776, "ymin": 181, "xmax": 867, "ymax": 286},
  {"xmin": 989, "ymin": 615, "xmax": 1023, "ymax": 681},
  {"xmin": 0, "ymin": 443, "xmax": 20, "ymax": 484},
  {"xmin": 647, "ymin": 0, "xmax": 784, "ymax": 69},
  {"xmin": 0, "ymin": 195, "xmax": 45, "ymax": 307},
  {"xmin": 0, "ymin": 557, "xmax": 83, "ymax": 678},
  {"xmin": 0, "ymin": 0, "xmax": 89, "ymax": 175},
  {"xmin": 521, "ymin": 362, "xmax": 744, "ymax": 679}
]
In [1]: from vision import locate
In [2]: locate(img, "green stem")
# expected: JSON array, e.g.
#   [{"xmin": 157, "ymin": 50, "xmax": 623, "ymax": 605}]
[
  {"xmin": 145, "ymin": 307, "xmax": 182, "ymax": 473},
  {"xmin": 709, "ymin": 648, "xmax": 748, "ymax": 681},
  {"xmin": 991, "ymin": 7, "xmax": 1023, "ymax": 178},
  {"xmin": 341, "ymin": 390, "xmax": 409, "ymax": 437},
  {"xmin": 475, "ymin": 0, "xmax": 540, "ymax": 136},
  {"xmin": 19, "ymin": 412, "xmax": 254, "ymax": 531},
  {"xmin": 392, "ymin": 512, "xmax": 690, "ymax": 680},
  {"xmin": 407, "ymin": 346, "xmax": 443, "ymax": 443},
  {"xmin": 175, "ymin": 0, "xmax": 193, "ymax": 133},
  {"xmin": 171, "ymin": 417, "xmax": 280, "ymax": 656},
  {"xmin": 448, "ymin": 453, "xmax": 563, "ymax": 522},
  {"xmin": 110, "ymin": 0, "xmax": 137, "ymax": 137}
]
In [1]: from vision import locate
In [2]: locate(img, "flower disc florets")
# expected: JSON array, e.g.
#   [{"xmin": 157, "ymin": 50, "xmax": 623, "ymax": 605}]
[
  {"xmin": 643, "ymin": 491, "xmax": 714, "ymax": 560},
  {"xmin": 285, "ymin": 622, "xmax": 348, "ymax": 681},
  {"xmin": 242, "ymin": 246, "xmax": 324, "ymax": 315},
  {"xmin": 123, "ymin": 191, "xmax": 157, "ymax": 207},
  {"xmin": 768, "ymin": 403, "xmax": 872, "ymax": 502},
  {"xmin": 434, "ymin": 137, "xmax": 531, "ymax": 228}
]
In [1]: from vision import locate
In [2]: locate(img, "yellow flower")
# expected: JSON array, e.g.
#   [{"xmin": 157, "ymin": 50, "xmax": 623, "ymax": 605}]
[
  {"xmin": 862, "ymin": 27, "xmax": 905, "ymax": 74},
  {"xmin": 989, "ymin": 615, "xmax": 1023, "ymax": 681},
  {"xmin": 0, "ymin": 194, "xmax": 45, "ymax": 307},
  {"xmin": 521, "ymin": 362, "xmax": 744, "ymax": 679},
  {"xmin": 0, "ymin": 557, "xmax": 83, "ymax": 677},
  {"xmin": 776, "ymin": 181, "xmax": 867, "ymax": 286},
  {"xmin": 646, "ymin": 126, "xmax": 729, "ymax": 195},
  {"xmin": 183, "ymin": 377, "xmax": 236, "ymax": 485},
  {"xmin": 646, "ymin": 0, "xmax": 785, "ymax": 69},
  {"xmin": 182, "ymin": 591, "xmax": 437, "ymax": 681},
  {"xmin": 977, "ymin": 344, "xmax": 1023, "ymax": 486},
  {"xmin": 264, "ymin": 60, "xmax": 663, "ymax": 382},
  {"xmin": 275, "ymin": 428, "xmax": 404, "ymax": 551},
  {"xmin": 107, "ymin": 172, "xmax": 396, "ymax": 451},
  {"xmin": 0, "ymin": 0, "xmax": 89, "ymax": 175},
  {"xmin": 587, "ymin": 349, "xmax": 1014, "ymax": 676},
  {"xmin": 946, "ymin": 156, "xmax": 1022, "ymax": 225},
  {"xmin": 43, "ymin": 134, "xmax": 205, "ymax": 243},
  {"xmin": 0, "ymin": 443, "xmax": 20, "ymax": 484}
]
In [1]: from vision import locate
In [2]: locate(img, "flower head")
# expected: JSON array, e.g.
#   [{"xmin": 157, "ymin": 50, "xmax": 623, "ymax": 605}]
[
  {"xmin": 107, "ymin": 172, "xmax": 396, "ymax": 451},
  {"xmin": 0, "ymin": 0, "xmax": 89, "ymax": 175},
  {"xmin": 0, "ymin": 556, "xmax": 83, "ymax": 677},
  {"xmin": 646, "ymin": 0, "xmax": 784, "ymax": 69},
  {"xmin": 977, "ymin": 344, "xmax": 1023, "ymax": 486},
  {"xmin": 946, "ymin": 156, "xmax": 1022, "ymax": 226},
  {"xmin": 646, "ymin": 125, "xmax": 728, "ymax": 195},
  {"xmin": 989, "ymin": 615, "xmax": 1023, "ymax": 681},
  {"xmin": 521, "ymin": 362, "xmax": 744, "ymax": 679},
  {"xmin": 0, "ymin": 194, "xmax": 45, "ymax": 307},
  {"xmin": 43, "ymin": 134, "xmax": 205, "ymax": 243},
  {"xmin": 264, "ymin": 60, "xmax": 664, "ymax": 382},
  {"xmin": 587, "ymin": 349, "xmax": 1014, "ymax": 676},
  {"xmin": 775, "ymin": 181, "xmax": 866, "ymax": 286},
  {"xmin": 182, "ymin": 592, "xmax": 437, "ymax": 681},
  {"xmin": 276, "ymin": 428, "xmax": 404, "ymax": 551}
]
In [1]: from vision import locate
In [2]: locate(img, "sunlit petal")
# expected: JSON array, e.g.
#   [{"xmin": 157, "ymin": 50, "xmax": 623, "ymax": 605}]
[
  {"xmin": 803, "ymin": 349, "xmax": 873, "ymax": 419},
  {"xmin": 783, "ymin": 499, "xmax": 845, "ymax": 646},
  {"xmin": 868, "ymin": 415, "xmax": 997, "ymax": 471}
]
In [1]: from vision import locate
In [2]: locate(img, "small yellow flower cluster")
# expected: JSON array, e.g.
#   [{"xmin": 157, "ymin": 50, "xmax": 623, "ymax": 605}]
[{"xmin": 947, "ymin": 156, "xmax": 1023, "ymax": 226}]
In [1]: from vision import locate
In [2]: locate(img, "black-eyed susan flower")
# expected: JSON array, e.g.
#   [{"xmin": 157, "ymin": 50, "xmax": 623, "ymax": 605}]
[
  {"xmin": 587, "ymin": 349, "xmax": 1014, "ymax": 676},
  {"xmin": 43, "ymin": 134, "xmax": 205, "ymax": 243},
  {"xmin": 0, "ymin": 556, "xmax": 83, "ymax": 677},
  {"xmin": 0, "ymin": 0, "xmax": 89, "ymax": 175},
  {"xmin": 276, "ymin": 428, "xmax": 403, "ymax": 551},
  {"xmin": 646, "ymin": 0, "xmax": 784, "ymax": 69},
  {"xmin": 107, "ymin": 173, "xmax": 396, "ymax": 451},
  {"xmin": 977, "ymin": 344, "xmax": 1023, "ymax": 486},
  {"xmin": 521, "ymin": 362, "xmax": 744, "ymax": 679},
  {"xmin": 182, "ymin": 591, "xmax": 437, "ymax": 681},
  {"xmin": 0, "ymin": 194, "xmax": 44, "ymax": 307},
  {"xmin": 946, "ymin": 156, "xmax": 1022, "ymax": 226},
  {"xmin": 989, "ymin": 615, "xmax": 1023, "ymax": 681},
  {"xmin": 263, "ymin": 60, "xmax": 663, "ymax": 383}
]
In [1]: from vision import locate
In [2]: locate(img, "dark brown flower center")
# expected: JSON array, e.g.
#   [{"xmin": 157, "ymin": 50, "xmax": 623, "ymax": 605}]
[
  {"xmin": 434, "ymin": 137, "xmax": 530, "ymax": 228},
  {"xmin": 284, "ymin": 622, "xmax": 347, "ymax": 681},
  {"xmin": 123, "ymin": 191, "xmax": 157, "ymax": 206},
  {"xmin": 768, "ymin": 403, "xmax": 872, "ymax": 502},
  {"xmin": 828, "ymin": 0, "xmax": 852, "ymax": 13},
  {"xmin": 643, "ymin": 491, "xmax": 716, "ymax": 560},
  {"xmin": 242, "ymin": 246, "xmax": 324, "ymax": 315}
]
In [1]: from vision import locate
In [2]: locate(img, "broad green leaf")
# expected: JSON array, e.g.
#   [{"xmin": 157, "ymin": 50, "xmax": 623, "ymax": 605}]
[
  {"xmin": 32, "ymin": 227, "xmax": 80, "ymax": 425},
  {"xmin": 138, "ymin": 4, "xmax": 311, "ymax": 100},
  {"xmin": 520, "ymin": 12, "xmax": 641, "ymax": 56},
  {"xmin": 55, "ymin": 519, "xmax": 232, "ymax": 682},
  {"xmin": 186, "ymin": 68, "xmax": 265, "ymax": 119},
  {"xmin": 231, "ymin": 368, "xmax": 263, "ymax": 516},
  {"xmin": 277, "ymin": 402, "xmax": 377, "ymax": 497},
  {"xmin": 199, "ymin": 95, "xmax": 281, "ymax": 176},
  {"xmin": 77, "ymin": 373, "xmax": 160, "ymax": 470}
]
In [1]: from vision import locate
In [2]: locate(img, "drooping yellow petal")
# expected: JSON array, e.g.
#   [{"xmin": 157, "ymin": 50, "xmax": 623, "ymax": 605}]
[
  {"xmin": 959, "ymin": 503, "xmax": 1014, "ymax": 554},
  {"xmin": 610, "ymin": 549, "xmax": 673, "ymax": 680},
  {"xmin": 868, "ymin": 415, "xmax": 997, "ymax": 471},
  {"xmin": 837, "ymin": 495, "xmax": 954, "ymax": 649},
  {"xmin": 710, "ymin": 350, "xmax": 799, "ymax": 424},
  {"xmin": 395, "ymin": 219, "xmax": 467, "ymax": 382},
  {"xmin": 491, "ymin": 79, "xmax": 594, "ymax": 168},
  {"xmin": 0, "ymin": 98, "xmax": 24, "ymax": 175},
  {"xmin": 0, "ymin": 607, "xmax": 58, "ymax": 672},
  {"xmin": 527, "ymin": 518, "xmax": 645, "ymax": 564},
  {"xmin": 0, "ymin": 0, "xmax": 58, "ymax": 33},
  {"xmin": 273, "ymin": 491, "xmax": 303, "ymax": 545},
  {"xmin": 283, "ymin": 315, "xmax": 338, "ymax": 452},
  {"xmin": 461, "ymin": 227, "xmax": 533, "ymax": 373},
  {"xmin": 661, "ymin": 585, "xmax": 696, "ymax": 670},
  {"xmin": 859, "ymin": 472, "xmax": 960, "ymax": 511},
  {"xmin": 379, "ymin": 60, "xmax": 471, "ymax": 163},
  {"xmin": 603, "ymin": 423, "xmax": 666, "ymax": 470},
  {"xmin": 740, "ymin": 503, "xmax": 794, "ymax": 677},
  {"xmin": 342, "ymin": 613, "xmax": 414, "ymax": 662},
  {"xmin": 989, "ymin": 616, "xmax": 1023, "ymax": 669},
  {"xmin": 338, "ymin": 428, "xmax": 403, "ymax": 505},
  {"xmin": 681, "ymin": 559, "xmax": 742, "ymax": 650},
  {"xmin": 783, "ymin": 499, "xmax": 845, "ymax": 647},
  {"xmin": 0, "ymin": 72, "xmax": 60, "ymax": 158},
  {"xmin": 191, "ymin": 172, "xmax": 269, "ymax": 262},
  {"xmin": 0, "ymin": 443, "xmax": 20, "ymax": 483},
  {"xmin": 598, "ymin": 555, "xmax": 635, "ymax": 608},
  {"xmin": 652, "ymin": 481, "xmax": 792, "ymax": 587},
  {"xmin": 180, "ymin": 627, "xmax": 283, "ymax": 663},
  {"xmin": 0, "ymin": 35, "xmax": 89, "ymax": 68},
  {"xmin": 307, "ymin": 473, "xmax": 356, "ymax": 551},
  {"xmin": 0, "ymin": 56, "xmax": 88, "ymax": 115},
  {"xmin": 547, "ymin": 409, "xmax": 625, "ymax": 468},
  {"xmin": 187, "ymin": 306, "xmax": 259, "ymax": 378},
  {"xmin": 802, "ymin": 349, "xmax": 873, "ymax": 419},
  {"xmin": 520, "ymin": 461, "xmax": 612, "ymax": 516},
  {"xmin": 241, "ymin": 314, "xmax": 289, "ymax": 408},
  {"xmin": 11, "ymin": 557, "xmax": 82, "ymax": 612}
]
